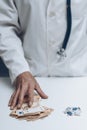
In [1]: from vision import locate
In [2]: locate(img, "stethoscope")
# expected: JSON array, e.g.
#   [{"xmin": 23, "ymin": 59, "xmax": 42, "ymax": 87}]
[{"xmin": 57, "ymin": 0, "xmax": 72, "ymax": 57}]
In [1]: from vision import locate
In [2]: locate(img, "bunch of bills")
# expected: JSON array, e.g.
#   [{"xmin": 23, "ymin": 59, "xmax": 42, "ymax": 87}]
[{"xmin": 10, "ymin": 94, "xmax": 53, "ymax": 121}]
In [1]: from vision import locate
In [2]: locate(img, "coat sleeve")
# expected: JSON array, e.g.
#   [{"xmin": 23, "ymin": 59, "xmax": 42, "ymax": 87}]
[{"xmin": 0, "ymin": 0, "xmax": 30, "ymax": 84}]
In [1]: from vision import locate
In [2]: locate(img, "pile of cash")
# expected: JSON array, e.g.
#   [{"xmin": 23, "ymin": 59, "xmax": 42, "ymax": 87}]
[{"xmin": 10, "ymin": 94, "xmax": 53, "ymax": 121}]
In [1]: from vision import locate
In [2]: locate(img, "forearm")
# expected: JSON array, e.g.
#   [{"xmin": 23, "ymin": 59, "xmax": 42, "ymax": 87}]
[{"xmin": 0, "ymin": 0, "xmax": 30, "ymax": 84}]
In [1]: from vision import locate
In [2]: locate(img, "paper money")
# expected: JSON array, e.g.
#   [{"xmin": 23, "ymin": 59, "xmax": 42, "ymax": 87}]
[{"xmin": 10, "ymin": 94, "xmax": 53, "ymax": 121}]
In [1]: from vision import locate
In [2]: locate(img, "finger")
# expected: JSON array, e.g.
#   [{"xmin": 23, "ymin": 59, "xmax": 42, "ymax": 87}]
[
  {"xmin": 10, "ymin": 87, "xmax": 20, "ymax": 110},
  {"xmin": 17, "ymin": 86, "xmax": 25, "ymax": 109},
  {"xmin": 35, "ymin": 83, "xmax": 48, "ymax": 99},
  {"xmin": 8, "ymin": 90, "xmax": 16, "ymax": 106},
  {"xmin": 23, "ymin": 95, "xmax": 29, "ymax": 103},
  {"xmin": 28, "ymin": 85, "xmax": 34, "ymax": 107}
]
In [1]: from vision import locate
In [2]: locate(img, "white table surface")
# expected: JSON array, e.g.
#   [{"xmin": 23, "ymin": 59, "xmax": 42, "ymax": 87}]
[{"xmin": 0, "ymin": 77, "xmax": 87, "ymax": 130}]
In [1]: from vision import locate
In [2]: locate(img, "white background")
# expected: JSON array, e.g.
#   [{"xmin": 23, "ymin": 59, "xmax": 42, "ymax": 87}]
[{"xmin": 0, "ymin": 77, "xmax": 87, "ymax": 130}]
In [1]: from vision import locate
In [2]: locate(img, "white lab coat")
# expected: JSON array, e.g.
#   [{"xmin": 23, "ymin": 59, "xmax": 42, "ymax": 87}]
[{"xmin": 0, "ymin": 0, "xmax": 87, "ymax": 84}]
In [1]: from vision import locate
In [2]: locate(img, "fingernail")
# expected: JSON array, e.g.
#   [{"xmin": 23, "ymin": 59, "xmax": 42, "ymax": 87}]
[
  {"xmin": 10, "ymin": 106, "xmax": 14, "ymax": 110},
  {"xmin": 44, "ymin": 95, "xmax": 48, "ymax": 99},
  {"xmin": 17, "ymin": 104, "xmax": 21, "ymax": 109},
  {"xmin": 8, "ymin": 103, "xmax": 11, "ymax": 106},
  {"xmin": 29, "ymin": 102, "xmax": 33, "ymax": 107},
  {"xmin": 46, "ymin": 95, "xmax": 48, "ymax": 98}
]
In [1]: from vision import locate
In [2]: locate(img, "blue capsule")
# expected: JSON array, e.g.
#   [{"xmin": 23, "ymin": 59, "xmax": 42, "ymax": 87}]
[
  {"xmin": 72, "ymin": 107, "xmax": 78, "ymax": 111},
  {"xmin": 67, "ymin": 111, "xmax": 72, "ymax": 116}
]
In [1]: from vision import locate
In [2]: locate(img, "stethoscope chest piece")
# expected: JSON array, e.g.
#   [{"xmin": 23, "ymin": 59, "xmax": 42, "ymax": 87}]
[{"xmin": 57, "ymin": 48, "xmax": 67, "ymax": 57}]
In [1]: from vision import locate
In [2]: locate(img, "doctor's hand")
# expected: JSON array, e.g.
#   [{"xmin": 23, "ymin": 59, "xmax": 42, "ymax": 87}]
[{"xmin": 8, "ymin": 71, "xmax": 48, "ymax": 110}]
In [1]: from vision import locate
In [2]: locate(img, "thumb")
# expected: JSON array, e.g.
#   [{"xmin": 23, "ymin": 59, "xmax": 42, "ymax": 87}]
[{"xmin": 35, "ymin": 84, "xmax": 48, "ymax": 99}]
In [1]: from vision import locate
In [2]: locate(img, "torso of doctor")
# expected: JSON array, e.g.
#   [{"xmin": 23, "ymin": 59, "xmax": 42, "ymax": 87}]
[{"xmin": 0, "ymin": 0, "xmax": 87, "ymax": 83}]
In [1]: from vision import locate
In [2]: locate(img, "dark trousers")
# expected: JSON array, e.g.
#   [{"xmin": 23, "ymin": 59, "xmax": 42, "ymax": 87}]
[{"xmin": 0, "ymin": 58, "xmax": 9, "ymax": 77}]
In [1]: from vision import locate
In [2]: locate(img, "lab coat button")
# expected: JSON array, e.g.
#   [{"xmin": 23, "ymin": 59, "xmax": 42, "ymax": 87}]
[
  {"xmin": 49, "ymin": 40, "xmax": 56, "ymax": 46},
  {"xmin": 49, "ymin": 11, "xmax": 56, "ymax": 17}
]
